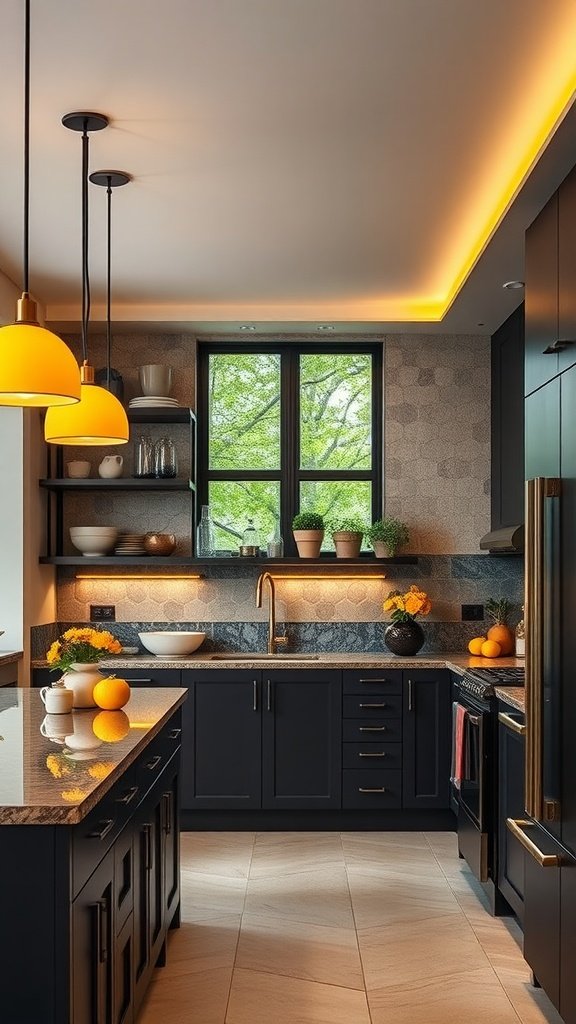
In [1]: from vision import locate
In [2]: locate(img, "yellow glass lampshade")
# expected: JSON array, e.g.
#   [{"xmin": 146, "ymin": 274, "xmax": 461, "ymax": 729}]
[
  {"xmin": 0, "ymin": 296, "xmax": 81, "ymax": 407},
  {"xmin": 44, "ymin": 363, "xmax": 129, "ymax": 445}
]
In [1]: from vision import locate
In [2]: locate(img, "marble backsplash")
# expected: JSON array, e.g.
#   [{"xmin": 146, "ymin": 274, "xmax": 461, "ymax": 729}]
[{"xmin": 35, "ymin": 554, "xmax": 524, "ymax": 657}]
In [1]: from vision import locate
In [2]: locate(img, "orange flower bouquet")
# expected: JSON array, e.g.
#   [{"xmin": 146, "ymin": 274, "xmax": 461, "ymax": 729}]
[
  {"xmin": 47, "ymin": 627, "xmax": 122, "ymax": 673},
  {"xmin": 382, "ymin": 585, "xmax": 432, "ymax": 656}
]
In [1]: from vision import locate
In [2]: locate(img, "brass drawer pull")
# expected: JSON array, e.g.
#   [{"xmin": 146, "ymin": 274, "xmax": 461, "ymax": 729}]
[
  {"xmin": 359, "ymin": 787, "xmax": 386, "ymax": 793},
  {"xmin": 359, "ymin": 702, "xmax": 387, "ymax": 708},
  {"xmin": 146, "ymin": 754, "xmax": 162, "ymax": 771},
  {"xmin": 506, "ymin": 819, "xmax": 561, "ymax": 867},
  {"xmin": 359, "ymin": 726, "xmax": 386, "ymax": 732},
  {"xmin": 88, "ymin": 818, "xmax": 115, "ymax": 841},
  {"xmin": 498, "ymin": 712, "xmax": 525, "ymax": 736},
  {"xmin": 359, "ymin": 752, "xmax": 386, "ymax": 758},
  {"xmin": 116, "ymin": 785, "xmax": 139, "ymax": 806}
]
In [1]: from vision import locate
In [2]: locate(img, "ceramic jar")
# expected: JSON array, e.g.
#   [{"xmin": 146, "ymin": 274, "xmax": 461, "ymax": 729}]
[
  {"xmin": 383, "ymin": 620, "xmax": 425, "ymax": 656},
  {"xmin": 99, "ymin": 455, "xmax": 124, "ymax": 479},
  {"xmin": 61, "ymin": 663, "xmax": 104, "ymax": 708}
]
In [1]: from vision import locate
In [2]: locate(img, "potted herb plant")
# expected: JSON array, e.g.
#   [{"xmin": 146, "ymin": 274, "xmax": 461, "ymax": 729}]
[
  {"xmin": 292, "ymin": 511, "xmax": 325, "ymax": 558},
  {"xmin": 383, "ymin": 585, "xmax": 432, "ymax": 655},
  {"xmin": 367, "ymin": 517, "xmax": 409, "ymax": 558},
  {"xmin": 330, "ymin": 517, "xmax": 366, "ymax": 558}
]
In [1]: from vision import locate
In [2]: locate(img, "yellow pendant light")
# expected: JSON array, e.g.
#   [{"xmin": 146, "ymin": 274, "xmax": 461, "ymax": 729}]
[
  {"xmin": 0, "ymin": 0, "xmax": 81, "ymax": 407},
  {"xmin": 44, "ymin": 113, "xmax": 129, "ymax": 446}
]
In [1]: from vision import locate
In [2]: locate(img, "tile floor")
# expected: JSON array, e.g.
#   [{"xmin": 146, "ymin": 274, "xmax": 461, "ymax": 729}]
[{"xmin": 137, "ymin": 831, "xmax": 563, "ymax": 1024}]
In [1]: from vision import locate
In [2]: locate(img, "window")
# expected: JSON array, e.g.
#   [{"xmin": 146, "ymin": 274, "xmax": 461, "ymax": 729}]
[{"xmin": 197, "ymin": 343, "xmax": 382, "ymax": 554}]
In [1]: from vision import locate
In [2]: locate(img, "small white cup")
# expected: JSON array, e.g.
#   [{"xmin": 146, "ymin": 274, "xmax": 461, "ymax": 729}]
[
  {"xmin": 139, "ymin": 364, "xmax": 173, "ymax": 397},
  {"xmin": 40, "ymin": 686, "xmax": 74, "ymax": 715},
  {"xmin": 67, "ymin": 460, "xmax": 91, "ymax": 479}
]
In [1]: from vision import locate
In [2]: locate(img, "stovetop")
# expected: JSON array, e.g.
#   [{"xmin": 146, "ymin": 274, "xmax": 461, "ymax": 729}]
[{"xmin": 458, "ymin": 666, "xmax": 525, "ymax": 700}]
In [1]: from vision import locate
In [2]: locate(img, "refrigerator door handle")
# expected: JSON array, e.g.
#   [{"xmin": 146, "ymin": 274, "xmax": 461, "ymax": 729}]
[{"xmin": 525, "ymin": 477, "xmax": 561, "ymax": 822}]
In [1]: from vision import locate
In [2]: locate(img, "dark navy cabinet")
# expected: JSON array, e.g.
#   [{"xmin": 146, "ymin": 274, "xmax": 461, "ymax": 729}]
[
  {"xmin": 497, "ymin": 702, "xmax": 525, "ymax": 921},
  {"xmin": 402, "ymin": 670, "xmax": 451, "ymax": 809}
]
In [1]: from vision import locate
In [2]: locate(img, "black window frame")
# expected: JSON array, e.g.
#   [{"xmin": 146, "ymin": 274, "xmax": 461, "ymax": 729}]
[{"xmin": 197, "ymin": 341, "xmax": 383, "ymax": 556}]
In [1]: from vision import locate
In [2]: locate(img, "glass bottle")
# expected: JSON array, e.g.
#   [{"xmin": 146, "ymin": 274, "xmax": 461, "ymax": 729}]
[
  {"xmin": 241, "ymin": 518, "xmax": 260, "ymax": 554},
  {"xmin": 267, "ymin": 521, "xmax": 284, "ymax": 558},
  {"xmin": 134, "ymin": 435, "xmax": 154, "ymax": 478},
  {"xmin": 515, "ymin": 607, "xmax": 525, "ymax": 658},
  {"xmin": 196, "ymin": 505, "xmax": 216, "ymax": 557},
  {"xmin": 154, "ymin": 437, "xmax": 178, "ymax": 478}
]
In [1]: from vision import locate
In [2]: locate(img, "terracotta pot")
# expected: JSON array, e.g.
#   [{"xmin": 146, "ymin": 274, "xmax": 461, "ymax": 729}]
[
  {"xmin": 293, "ymin": 529, "xmax": 324, "ymax": 558},
  {"xmin": 332, "ymin": 531, "xmax": 362, "ymax": 558},
  {"xmin": 384, "ymin": 620, "xmax": 424, "ymax": 656},
  {"xmin": 372, "ymin": 540, "xmax": 394, "ymax": 558}
]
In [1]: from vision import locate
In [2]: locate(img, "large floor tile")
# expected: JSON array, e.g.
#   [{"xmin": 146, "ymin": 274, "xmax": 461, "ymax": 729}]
[
  {"xmin": 367, "ymin": 966, "xmax": 521, "ymax": 1024},
  {"xmin": 236, "ymin": 913, "xmax": 364, "ymax": 989},
  {"xmin": 348, "ymin": 870, "xmax": 461, "ymax": 929},
  {"xmin": 249, "ymin": 833, "xmax": 344, "ymax": 878},
  {"xmin": 138, "ymin": 965, "xmax": 233, "ymax": 1024},
  {"xmin": 342, "ymin": 838, "xmax": 445, "ymax": 879},
  {"xmin": 160, "ymin": 916, "xmax": 241, "ymax": 977},
  {"xmin": 244, "ymin": 867, "xmax": 355, "ymax": 928},
  {"xmin": 180, "ymin": 832, "xmax": 255, "ymax": 878},
  {"xmin": 179, "ymin": 870, "xmax": 248, "ymax": 920},
  {"xmin": 226, "ymin": 968, "xmax": 372, "ymax": 1024},
  {"xmin": 495, "ymin": 964, "xmax": 565, "ymax": 1024},
  {"xmin": 358, "ymin": 912, "xmax": 489, "ymax": 991}
]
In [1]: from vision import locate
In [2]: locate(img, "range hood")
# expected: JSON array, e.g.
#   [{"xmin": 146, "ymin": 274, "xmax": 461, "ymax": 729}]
[{"xmin": 479, "ymin": 525, "xmax": 524, "ymax": 554}]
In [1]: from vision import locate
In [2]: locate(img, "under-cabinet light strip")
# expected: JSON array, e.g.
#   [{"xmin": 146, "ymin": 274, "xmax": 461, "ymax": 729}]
[
  {"xmin": 269, "ymin": 573, "xmax": 386, "ymax": 580},
  {"xmin": 75, "ymin": 573, "xmax": 203, "ymax": 580}
]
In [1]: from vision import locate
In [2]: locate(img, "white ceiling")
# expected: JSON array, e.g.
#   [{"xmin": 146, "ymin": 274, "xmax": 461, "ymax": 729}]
[{"xmin": 0, "ymin": 0, "xmax": 575, "ymax": 335}]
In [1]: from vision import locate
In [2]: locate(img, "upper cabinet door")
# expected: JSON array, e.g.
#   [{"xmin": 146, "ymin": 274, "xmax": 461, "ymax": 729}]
[
  {"xmin": 558, "ymin": 166, "xmax": 576, "ymax": 375},
  {"xmin": 525, "ymin": 192, "xmax": 559, "ymax": 396},
  {"xmin": 491, "ymin": 304, "xmax": 525, "ymax": 530}
]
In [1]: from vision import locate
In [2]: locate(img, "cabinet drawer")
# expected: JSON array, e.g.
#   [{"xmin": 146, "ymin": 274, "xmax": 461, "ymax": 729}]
[
  {"xmin": 116, "ymin": 668, "xmax": 182, "ymax": 687},
  {"xmin": 343, "ymin": 742, "xmax": 402, "ymax": 770},
  {"xmin": 342, "ymin": 718, "xmax": 402, "ymax": 742},
  {"xmin": 73, "ymin": 765, "xmax": 138, "ymax": 898},
  {"xmin": 343, "ymin": 694, "xmax": 402, "ymax": 718},
  {"xmin": 343, "ymin": 769, "xmax": 402, "ymax": 808},
  {"xmin": 136, "ymin": 711, "xmax": 182, "ymax": 798},
  {"xmin": 343, "ymin": 669, "xmax": 402, "ymax": 695}
]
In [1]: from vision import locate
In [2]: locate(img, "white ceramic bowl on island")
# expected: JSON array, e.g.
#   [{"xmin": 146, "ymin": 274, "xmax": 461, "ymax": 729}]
[{"xmin": 138, "ymin": 631, "xmax": 206, "ymax": 658}]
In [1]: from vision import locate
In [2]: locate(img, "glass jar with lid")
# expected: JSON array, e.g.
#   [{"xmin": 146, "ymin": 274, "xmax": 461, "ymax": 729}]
[{"xmin": 240, "ymin": 518, "xmax": 260, "ymax": 556}]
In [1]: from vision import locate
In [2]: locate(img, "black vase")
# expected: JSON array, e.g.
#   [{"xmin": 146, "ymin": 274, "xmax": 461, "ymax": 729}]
[{"xmin": 384, "ymin": 619, "xmax": 424, "ymax": 656}]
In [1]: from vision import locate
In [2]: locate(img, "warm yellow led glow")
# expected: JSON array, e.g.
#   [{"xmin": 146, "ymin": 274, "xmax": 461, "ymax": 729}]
[
  {"xmin": 269, "ymin": 573, "xmax": 386, "ymax": 581},
  {"xmin": 76, "ymin": 573, "xmax": 202, "ymax": 580}
]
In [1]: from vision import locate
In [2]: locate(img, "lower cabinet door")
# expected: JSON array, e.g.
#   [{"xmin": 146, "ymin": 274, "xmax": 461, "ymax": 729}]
[
  {"xmin": 132, "ymin": 795, "xmax": 163, "ymax": 1012},
  {"xmin": 497, "ymin": 709, "xmax": 525, "ymax": 920},
  {"xmin": 113, "ymin": 913, "xmax": 134, "ymax": 1024},
  {"xmin": 161, "ymin": 764, "xmax": 180, "ymax": 927},
  {"xmin": 262, "ymin": 671, "xmax": 342, "ymax": 809},
  {"xmin": 181, "ymin": 672, "xmax": 262, "ymax": 809},
  {"xmin": 402, "ymin": 670, "xmax": 450, "ymax": 809},
  {"xmin": 522, "ymin": 822, "xmax": 562, "ymax": 1012},
  {"xmin": 561, "ymin": 857, "xmax": 576, "ymax": 1024},
  {"xmin": 72, "ymin": 850, "xmax": 114, "ymax": 1024}
]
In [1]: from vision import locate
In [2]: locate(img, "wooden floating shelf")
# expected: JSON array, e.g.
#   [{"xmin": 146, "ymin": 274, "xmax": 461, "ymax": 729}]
[
  {"xmin": 40, "ymin": 478, "xmax": 195, "ymax": 492},
  {"xmin": 39, "ymin": 555, "xmax": 417, "ymax": 567}
]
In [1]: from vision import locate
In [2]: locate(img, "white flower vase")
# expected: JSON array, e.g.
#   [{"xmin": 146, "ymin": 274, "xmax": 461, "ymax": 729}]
[{"xmin": 62, "ymin": 662, "xmax": 103, "ymax": 709}]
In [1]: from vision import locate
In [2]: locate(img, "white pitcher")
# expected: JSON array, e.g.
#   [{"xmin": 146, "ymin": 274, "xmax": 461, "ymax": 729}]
[{"xmin": 99, "ymin": 455, "xmax": 124, "ymax": 479}]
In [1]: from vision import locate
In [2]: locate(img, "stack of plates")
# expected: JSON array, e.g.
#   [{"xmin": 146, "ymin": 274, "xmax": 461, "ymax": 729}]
[
  {"xmin": 115, "ymin": 532, "xmax": 147, "ymax": 556},
  {"xmin": 129, "ymin": 397, "xmax": 180, "ymax": 409}
]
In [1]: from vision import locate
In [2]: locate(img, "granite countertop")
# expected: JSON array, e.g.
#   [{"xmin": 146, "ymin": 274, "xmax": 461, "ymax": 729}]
[
  {"xmin": 32, "ymin": 652, "xmax": 525, "ymax": 672},
  {"xmin": 0, "ymin": 687, "xmax": 186, "ymax": 826},
  {"xmin": 0, "ymin": 651, "xmax": 22, "ymax": 667},
  {"xmin": 495, "ymin": 686, "xmax": 526, "ymax": 713}
]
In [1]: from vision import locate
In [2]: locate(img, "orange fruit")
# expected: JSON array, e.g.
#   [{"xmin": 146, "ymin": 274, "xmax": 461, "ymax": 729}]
[
  {"xmin": 93, "ymin": 676, "xmax": 131, "ymax": 710},
  {"xmin": 480, "ymin": 639, "xmax": 502, "ymax": 659},
  {"xmin": 92, "ymin": 710, "xmax": 130, "ymax": 743},
  {"xmin": 468, "ymin": 637, "xmax": 486, "ymax": 656},
  {"xmin": 487, "ymin": 624, "xmax": 514, "ymax": 656}
]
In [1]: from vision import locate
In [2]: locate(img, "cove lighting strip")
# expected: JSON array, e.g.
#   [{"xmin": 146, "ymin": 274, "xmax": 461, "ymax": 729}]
[
  {"xmin": 269, "ymin": 573, "xmax": 386, "ymax": 581},
  {"xmin": 75, "ymin": 573, "xmax": 203, "ymax": 581}
]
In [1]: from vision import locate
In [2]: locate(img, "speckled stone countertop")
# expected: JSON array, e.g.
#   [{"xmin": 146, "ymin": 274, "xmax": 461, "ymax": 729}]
[
  {"xmin": 495, "ymin": 686, "xmax": 526, "ymax": 713},
  {"xmin": 0, "ymin": 651, "xmax": 22, "ymax": 667},
  {"xmin": 0, "ymin": 687, "xmax": 186, "ymax": 826},
  {"xmin": 32, "ymin": 652, "xmax": 525, "ymax": 672}
]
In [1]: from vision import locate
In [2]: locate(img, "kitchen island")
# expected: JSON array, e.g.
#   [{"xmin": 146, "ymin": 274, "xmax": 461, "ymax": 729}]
[{"xmin": 0, "ymin": 686, "xmax": 186, "ymax": 1024}]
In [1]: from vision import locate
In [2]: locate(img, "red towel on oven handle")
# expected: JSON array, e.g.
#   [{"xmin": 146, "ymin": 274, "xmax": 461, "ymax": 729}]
[{"xmin": 451, "ymin": 702, "xmax": 467, "ymax": 790}]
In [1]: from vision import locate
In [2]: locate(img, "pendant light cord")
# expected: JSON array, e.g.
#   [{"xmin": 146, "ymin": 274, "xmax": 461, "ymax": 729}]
[
  {"xmin": 23, "ymin": 0, "xmax": 30, "ymax": 295},
  {"xmin": 81, "ymin": 124, "xmax": 90, "ymax": 364},
  {"xmin": 106, "ymin": 177, "xmax": 112, "ymax": 389}
]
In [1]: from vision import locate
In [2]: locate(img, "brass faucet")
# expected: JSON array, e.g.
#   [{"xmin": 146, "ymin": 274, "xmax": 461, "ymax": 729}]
[{"xmin": 255, "ymin": 571, "xmax": 289, "ymax": 654}]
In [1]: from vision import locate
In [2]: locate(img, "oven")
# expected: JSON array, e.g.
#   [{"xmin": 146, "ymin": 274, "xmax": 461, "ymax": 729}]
[{"xmin": 452, "ymin": 688, "xmax": 492, "ymax": 882}]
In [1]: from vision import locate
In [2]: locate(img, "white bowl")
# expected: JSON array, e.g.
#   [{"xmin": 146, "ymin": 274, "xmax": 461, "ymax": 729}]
[
  {"xmin": 70, "ymin": 526, "xmax": 118, "ymax": 535},
  {"xmin": 70, "ymin": 528, "xmax": 118, "ymax": 556},
  {"xmin": 138, "ymin": 631, "xmax": 206, "ymax": 658}
]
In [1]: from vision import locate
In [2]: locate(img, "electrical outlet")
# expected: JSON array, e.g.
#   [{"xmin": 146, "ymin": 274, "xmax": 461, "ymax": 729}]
[
  {"xmin": 461, "ymin": 604, "xmax": 484, "ymax": 621},
  {"xmin": 90, "ymin": 605, "xmax": 116, "ymax": 622}
]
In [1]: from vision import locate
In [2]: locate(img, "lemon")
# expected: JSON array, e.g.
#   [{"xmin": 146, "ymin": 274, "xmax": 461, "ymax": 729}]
[
  {"xmin": 468, "ymin": 637, "xmax": 486, "ymax": 656},
  {"xmin": 93, "ymin": 676, "xmax": 131, "ymax": 710}
]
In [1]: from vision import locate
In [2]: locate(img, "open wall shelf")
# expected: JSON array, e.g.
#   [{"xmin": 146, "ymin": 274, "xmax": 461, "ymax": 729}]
[
  {"xmin": 40, "ymin": 479, "xmax": 195, "ymax": 492},
  {"xmin": 39, "ymin": 555, "xmax": 418, "ymax": 568}
]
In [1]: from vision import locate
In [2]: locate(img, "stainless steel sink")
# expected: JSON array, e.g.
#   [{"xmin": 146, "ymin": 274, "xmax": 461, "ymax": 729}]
[{"xmin": 208, "ymin": 652, "xmax": 320, "ymax": 661}]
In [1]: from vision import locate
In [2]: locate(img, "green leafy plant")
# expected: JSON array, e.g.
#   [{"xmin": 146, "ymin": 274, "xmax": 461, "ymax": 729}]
[
  {"xmin": 329, "ymin": 517, "xmax": 366, "ymax": 536},
  {"xmin": 367, "ymin": 517, "xmax": 409, "ymax": 556},
  {"xmin": 292, "ymin": 511, "xmax": 325, "ymax": 531},
  {"xmin": 485, "ymin": 598, "xmax": 511, "ymax": 625}
]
